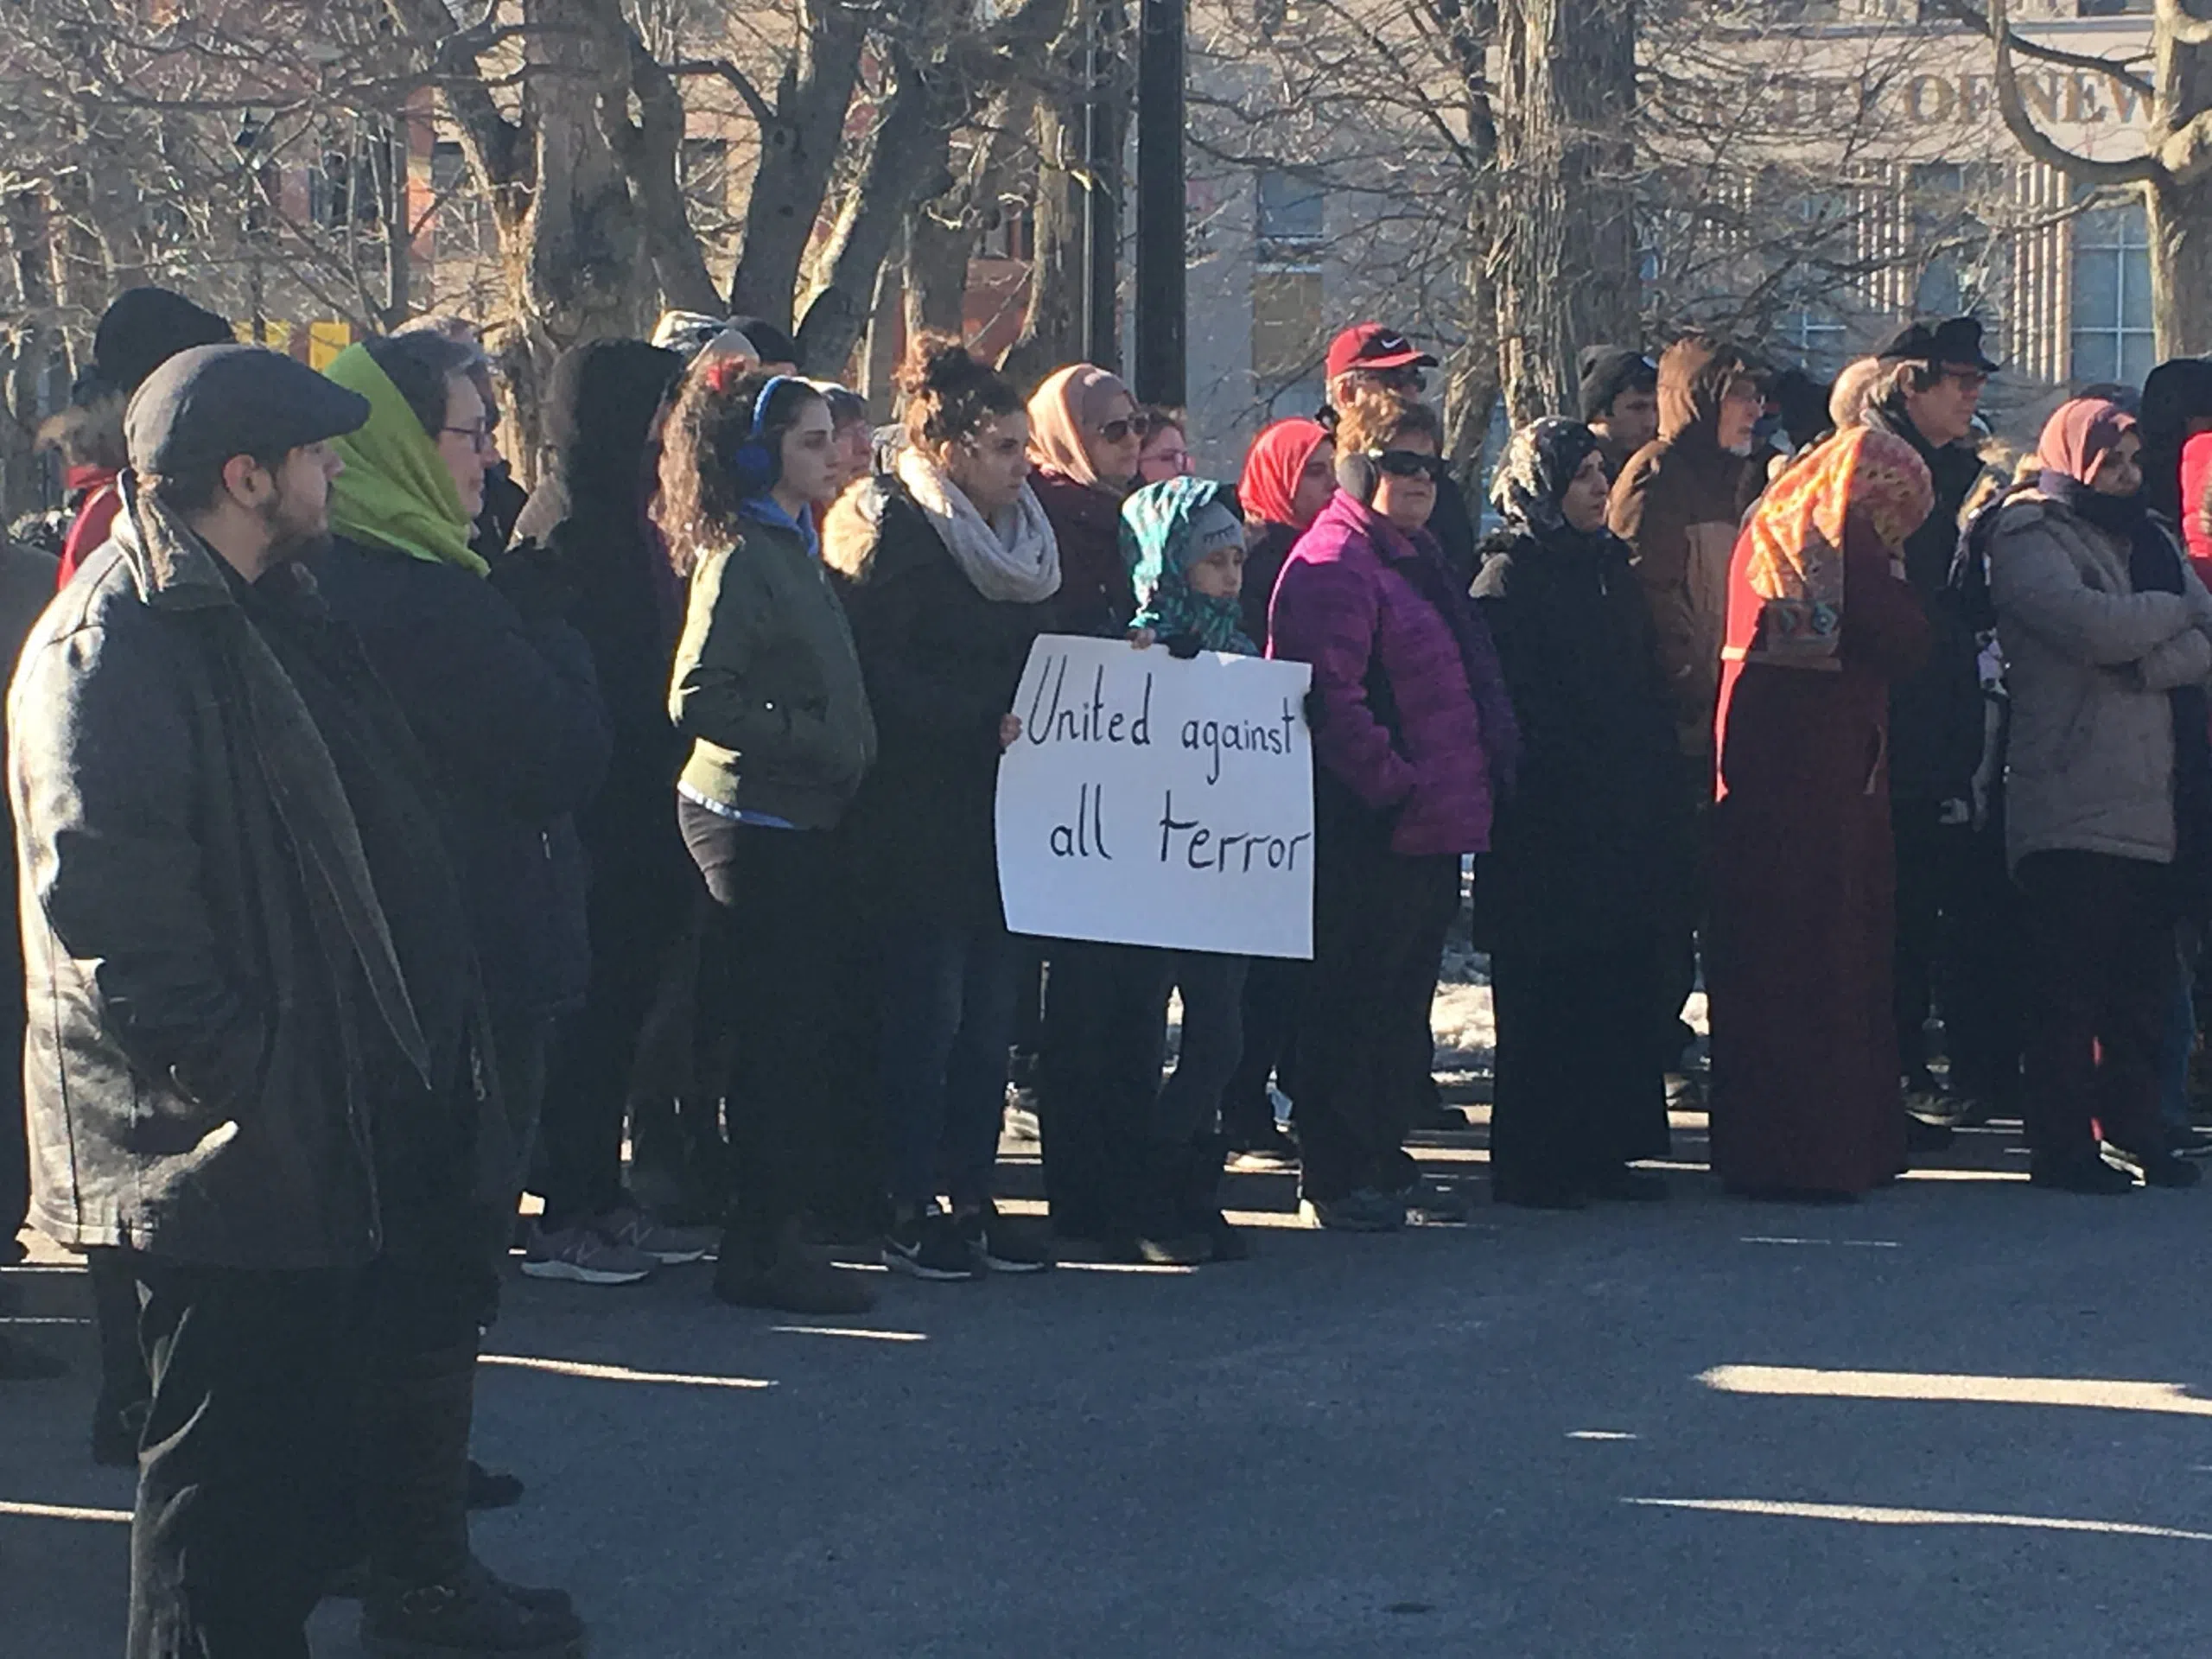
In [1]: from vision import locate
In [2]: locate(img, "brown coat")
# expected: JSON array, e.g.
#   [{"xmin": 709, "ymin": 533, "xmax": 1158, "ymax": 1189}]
[{"xmin": 1607, "ymin": 337, "xmax": 1764, "ymax": 758}]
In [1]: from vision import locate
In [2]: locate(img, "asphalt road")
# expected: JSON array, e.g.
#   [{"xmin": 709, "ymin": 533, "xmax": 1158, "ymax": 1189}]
[{"xmin": 8, "ymin": 1112, "xmax": 2212, "ymax": 1658}]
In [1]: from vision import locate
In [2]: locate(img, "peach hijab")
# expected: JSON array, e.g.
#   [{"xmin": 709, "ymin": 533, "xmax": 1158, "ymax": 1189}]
[{"xmin": 1027, "ymin": 364, "xmax": 1133, "ymax": 490}]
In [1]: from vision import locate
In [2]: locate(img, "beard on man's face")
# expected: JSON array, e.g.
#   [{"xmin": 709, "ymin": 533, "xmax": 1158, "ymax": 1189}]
[{"xmin": 256, "ymin": 492, "xmax": 332, "ymax": 568}]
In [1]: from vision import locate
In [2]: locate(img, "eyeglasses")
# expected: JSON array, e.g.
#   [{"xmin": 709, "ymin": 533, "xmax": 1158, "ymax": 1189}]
[
  {"xmin": 1371, "ymin": 448, "xmax": 1446, "ymax": 481},
  {"xmin": 1941, "ymin": 367, "xmax": 1992, "ymax": 393},
  {"xmin": 441, "ymin": 424, "xmax": 497, "ymax": 454},
  {"xmin": 1096, "ymin": 412, "xmax": 1154, "ymax": 445}
]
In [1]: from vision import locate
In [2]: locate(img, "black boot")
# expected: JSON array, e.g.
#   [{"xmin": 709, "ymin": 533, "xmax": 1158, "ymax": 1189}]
[
  {"xmin": 1183, "ymin": 1135, "xmax": 1247, "ymax": 1262},
  {"xmin": 1124, "ymin": 1143, "xmax": 1211, "ymax": 1266},
  {"xmin": 359, "ymin": 1341, "xmax": 582, "ymax": 1656},
  {"xmin": 87, "ymin": 1247, "xmax": 149, "ymax": 1466}
]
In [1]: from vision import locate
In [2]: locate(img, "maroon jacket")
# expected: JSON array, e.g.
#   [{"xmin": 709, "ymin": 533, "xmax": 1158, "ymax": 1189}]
[{"xmin": 1268, "ymin": 490, "xmax": 1505, "ymax": 857}]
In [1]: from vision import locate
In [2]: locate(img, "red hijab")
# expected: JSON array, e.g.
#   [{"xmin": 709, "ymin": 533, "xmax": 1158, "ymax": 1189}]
[
  {"xmin": 2036, "ymin": 396, "xmax": 2137, "ymax": 486},
  {"xmin": 1238, "ymin": 417, "xmax": 1331, "ymax": 530}
]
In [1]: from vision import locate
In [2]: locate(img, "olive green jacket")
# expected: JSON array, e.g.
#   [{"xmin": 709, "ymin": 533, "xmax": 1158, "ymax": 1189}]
[{"xmin": 670, "ymin": 514, "xmax": 876, "ymax": 828}]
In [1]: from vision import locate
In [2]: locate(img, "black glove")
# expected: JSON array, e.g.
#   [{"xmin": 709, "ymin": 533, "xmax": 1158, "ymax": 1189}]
[{"xmin": 1165, "ymin": 632, "xmax": 1205, "ymax": 661}]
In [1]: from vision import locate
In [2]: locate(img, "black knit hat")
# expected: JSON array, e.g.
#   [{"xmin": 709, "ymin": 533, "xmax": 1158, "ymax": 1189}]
[
  {"xmin": 92, "ymin": 288, "xmax": 234, "ymax": 397},
  {"xmin": 728, "ymin": 316, "xmax": 799, "ymax": 369},
  {"xmin": 1578, "ymin": 346, "xmax": 1657, "ymax": 423}
]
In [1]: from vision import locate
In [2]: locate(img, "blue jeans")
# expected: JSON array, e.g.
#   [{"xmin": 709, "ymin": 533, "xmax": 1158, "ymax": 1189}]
[{"xmin": 880, "ymin": 919, "xmax": 1020, "ymax": 1210}]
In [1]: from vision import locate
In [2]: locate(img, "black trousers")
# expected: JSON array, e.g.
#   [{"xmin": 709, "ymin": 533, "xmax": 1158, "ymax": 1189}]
[
  {"xmin": 680, "ymin": 802, "xmax": 849, "ymax": 1262},
  {"xmin": 537, "ymin": 863, "xmax": 689, "ymax": 1226},
  {"xmin": 1892, "ymin": 797, "xmax": 1967, "ymax": 1084},
  {"xmin": 126, "ymin": 1259, "xmax": 360, "ymax": 1659},
  {"xmin": 1296, "ymin": 822, "xmax": 1460, "ymax": 1204},
  {"xmin": 1038, "ymin": 940, "xmax": 1172, "ymax": 1236},
  {"xmin": 1945, "ymin": 816, "xmax": 2026, "ymax": 1110},
  {"xmin": 1221, "ymin": 957, "xmax": 1305, "ymax": 1138},
  {"xmin": 1489, "ymin": 941, "xmax": 1669, "ymax": 1194},
  {"xmin": 1656, "ymin": 755, "xmax": 1710, "ymax": 1071},
  {"xmin": 2018, "ymin": 849, "xmax": 2175, "ymax": 1162}
]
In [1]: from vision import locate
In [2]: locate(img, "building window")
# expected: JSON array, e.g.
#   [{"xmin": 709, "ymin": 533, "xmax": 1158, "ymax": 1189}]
[
  {"xmin": 1253, "ymin": 167, "xmax": 1325, "ymax": 413},
  {"xmin": 978, "ymin": 204, "xmax": 1034, "ymax": 263},
  {"xmin": 1251, "ymin": 269, "xmax": 1324, "ymax": 417},
  {"xmin": 1255, "ymin": 168, "xmax": 1323, "ymax": 267},
  {"xmin": 1777, "ymin": 308, "xmax": 1851, "ymax": 380},
  {"xmin": 2070, "ymin": 200, "xmax": 2154, "ymax": 387},
  {"xmin": 430, "ymin": 141, "xmax": 498, "ymax": 263}
]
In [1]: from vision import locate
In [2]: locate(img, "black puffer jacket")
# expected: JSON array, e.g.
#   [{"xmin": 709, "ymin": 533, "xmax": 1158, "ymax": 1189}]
[
  {"xmin": 11, "ymin": 484, "xmax": 439, "ymax": 1268},
  {"xmin": 1865, "ymin": 397, "xmax": 1987, "ymax": 804},
  {"xmin": 823, "ymin": 475, "xmax": 1050, "ymax": 927},
  {"xmin": 1470, "ymin": 524, "xmax": 1688, "ymax": 952},
  {"xmin": 314, "ymin": 535, "xmax": 610, "ymax": 1020}
]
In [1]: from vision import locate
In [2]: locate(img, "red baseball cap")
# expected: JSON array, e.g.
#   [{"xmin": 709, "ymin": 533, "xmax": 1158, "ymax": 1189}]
[{"xmin": 1325, "ymin": 322, "xmax": 1439, "ymax": 382}]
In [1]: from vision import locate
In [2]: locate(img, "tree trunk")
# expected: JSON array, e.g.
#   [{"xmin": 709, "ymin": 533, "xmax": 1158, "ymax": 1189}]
[
  {"xmin": 999, "ymin": 85, "xmax": 1086, "ymax": 390},
  {"xmin": 2146, "ymin": 175, "xmax": 2212, "ymax": 358},
  {"xmin": 794, "ymin": 50, "xmax": 962, "ymax": 378},
  {"xmin": 2149, "ymin": 15, "xmax": 2212, "ymax": 358},
  {"xmin": 725, "ymin": 0, "xmax": 868, "ymax": 331},
  {"xmin": 513, "ymin": 0, "xmax": 649, "ymax": 352},
  {"xmin": 1491, "ymin": 0, "xmax": 1638, "ymax": 425},
  {"xmin": 906, "ymin": 203, "xmax": 976, "ymax": 340}
]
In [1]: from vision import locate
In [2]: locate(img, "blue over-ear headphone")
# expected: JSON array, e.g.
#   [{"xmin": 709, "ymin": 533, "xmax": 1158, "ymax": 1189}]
[{"xmin": 730, "ymin": 373, "xmax": 794, "ymax": 495}]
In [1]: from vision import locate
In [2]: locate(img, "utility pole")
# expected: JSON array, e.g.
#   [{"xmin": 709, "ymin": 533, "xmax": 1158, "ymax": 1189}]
[
  {"xmin": 1080, "ymin": 0, "xmax": 1126, "ymax": 369},
  {"xmin": 1132, "ymin": 0, "xmax": 1186, "ymax": 406}
]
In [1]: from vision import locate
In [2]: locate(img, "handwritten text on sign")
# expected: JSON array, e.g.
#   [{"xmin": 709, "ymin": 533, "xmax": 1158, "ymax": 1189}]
[{"xmin": 995, "ymin": 634, "xmax": 1314, "ymax": 959}]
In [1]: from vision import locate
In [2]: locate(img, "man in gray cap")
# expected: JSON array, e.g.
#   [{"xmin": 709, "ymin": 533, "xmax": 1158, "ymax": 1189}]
[{"xmin": 10, "ymin": 343, "xmax": 582, "ymax": 1656}]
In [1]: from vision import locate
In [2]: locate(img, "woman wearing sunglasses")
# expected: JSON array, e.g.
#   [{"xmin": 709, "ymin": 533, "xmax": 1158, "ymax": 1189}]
[
  {"xmin": 1268, "ymin": 390, "xmax": 1519, "ymax": 1231},
  {"xmin": 1027, "ymin": 363, "xmax": 1147, "ymax": 637}
]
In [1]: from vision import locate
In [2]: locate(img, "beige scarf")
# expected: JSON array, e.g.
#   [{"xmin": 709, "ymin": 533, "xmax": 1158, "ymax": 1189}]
[{"xmin": 896, "ymin": 448, "xmax": 1062, "ymax": 604}]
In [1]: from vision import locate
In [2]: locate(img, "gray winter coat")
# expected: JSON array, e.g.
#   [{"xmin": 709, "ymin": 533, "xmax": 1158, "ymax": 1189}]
[
  {"xmin": 10, "ymin": 480, "xmax": 429, "ymax": 1268},
  {"xmin": 1991, "ymin": 490, "xmax": 2212, "ymax": 871}
]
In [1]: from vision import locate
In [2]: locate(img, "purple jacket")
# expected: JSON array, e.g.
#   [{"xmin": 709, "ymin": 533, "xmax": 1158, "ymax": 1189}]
[{"xmin": 1268, "ymin": 490, "xmax": 1508, "ymax": 856}]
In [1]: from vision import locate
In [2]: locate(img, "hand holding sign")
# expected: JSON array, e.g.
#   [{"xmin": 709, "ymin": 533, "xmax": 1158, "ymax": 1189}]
[{"xmin": 995, "ymin": 634, "xmax": 1315, "ymax": 960}]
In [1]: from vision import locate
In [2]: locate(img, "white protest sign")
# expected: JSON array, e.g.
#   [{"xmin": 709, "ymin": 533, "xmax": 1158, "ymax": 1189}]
[{"xmin": 995, "ymin": 633, "xmax": 1314, "ymax": 960}]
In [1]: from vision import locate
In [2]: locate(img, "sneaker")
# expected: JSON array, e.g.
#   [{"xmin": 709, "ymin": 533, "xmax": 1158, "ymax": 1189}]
[
  {"xmin": 1226, "ymin": 1126, "xmax": 1300, "ymax": 1171},
  {"xmin": 361, "ymin": 1557, "xmax": 585, "ymax": 1658},
  {"xmin": 596, "ymin": 1205, "xmax": 715, "ymax": 1265},
  {"xmin": 1129, "ymin": 1226, "xmax": 1212, "ymax": 1266},
  {"xmin": 2108, "ymin": 1144, "xmax": 2203, "ymax": 1189},
  {"xmin": 1664, "ymin": 1071, "xmax": 1706, "ymax": 1112},
  {"xmin": 2170, "ymin": 1124, "xmax": 2212, "ymax": 1159},
  {"xmin": 954, "ymin": 1204, "xmax": 1053, "ymax": 1274},
  {"xmin": 883, "ymin": 1208, "xmax": 979, "ymax": 1281},
  {"xmin": 1390, "ymin": 1178, "xmax": 1477, "ymax": 1225},
  {"xmin": 518, "ymin": 1222, "xmax": 656, "ymax": 1286},
  {"xmin": 2029, "ymin": 1153, "xmax": 2137, "ymax": 1195},
  {"xmin": 1298, "ymin": 1188, "xmax": 1405, "ymax": 1231}
]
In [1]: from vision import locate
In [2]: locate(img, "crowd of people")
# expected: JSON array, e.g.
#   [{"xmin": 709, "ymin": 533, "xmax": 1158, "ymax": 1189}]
[{"xmin": 5, "ymin": 283, "xmax": 2212, "ymax": 1658}]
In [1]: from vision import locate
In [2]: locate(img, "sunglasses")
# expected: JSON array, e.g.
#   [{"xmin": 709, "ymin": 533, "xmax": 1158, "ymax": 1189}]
[
  {"xmin": 1096, "ymin": 412, "xmax": 1154, "ymax": 444},
  {"xmin": 1370, "ymin": 448, "xmax": 1446, "ymax": 481}
]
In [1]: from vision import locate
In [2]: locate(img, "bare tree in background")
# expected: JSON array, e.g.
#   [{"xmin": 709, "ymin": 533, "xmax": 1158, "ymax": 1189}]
[{"xmin": 1955, "ymin": 0, "xmax": 2212, "ymax": 356}]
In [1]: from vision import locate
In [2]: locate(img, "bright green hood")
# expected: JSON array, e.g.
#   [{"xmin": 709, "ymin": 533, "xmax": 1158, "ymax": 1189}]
[{"xmin": 323, "ymin": 343, "xmax": 486, "ymax": 576}]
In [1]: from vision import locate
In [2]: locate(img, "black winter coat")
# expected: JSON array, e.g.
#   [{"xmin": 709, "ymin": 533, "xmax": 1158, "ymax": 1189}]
[
  {"xmin": 1242, "ymin": 519, "xmax": 1300, "ymax": 651},
  {"xmin": 314, "ymin": 536, "xmax": 611, "ymax": 1019},
  {"xmin": 823, "ymin": 477, "xmax": 1050, "ymax": 928},
  {"xmin": 11, "ymin": 486, "xmax": 448, "ymax": 1268},
  {"xmin": 1470, "ymin": 524, "xmax": 1689, "ymax": 953},
  {"xmin": 1866, "ymin": 400, "xmax": 1987, "ymax": 803},
  {"xmin": 506, "ymin": 340, "xmax": 692, "ymax": 956}
]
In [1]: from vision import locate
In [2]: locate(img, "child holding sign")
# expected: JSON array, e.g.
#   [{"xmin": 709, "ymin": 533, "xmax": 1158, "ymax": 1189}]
[{"xmin": 1037, "ymin": 479, "xmax": 1255, "ymax": 1263}]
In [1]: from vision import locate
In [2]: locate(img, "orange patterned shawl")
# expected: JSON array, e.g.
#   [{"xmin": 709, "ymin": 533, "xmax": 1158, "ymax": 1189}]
[{"xmin": 1732, "ymin": 427, "xmax": 1933, "ymax": 671}]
